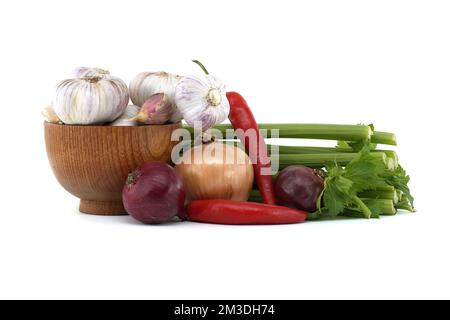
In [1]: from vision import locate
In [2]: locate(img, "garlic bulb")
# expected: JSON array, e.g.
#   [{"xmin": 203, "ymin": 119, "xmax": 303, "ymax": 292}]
[
  {"xmin": 175, "ymin": 74, "xmax": 230, "ymax": 131},
  {"xmin": 129, "ymin": 71, "xmax": 183, "ymax": 122},
  {"xmin": 53, "ymin": 76, "xmax": 129, "ymax": 125},
  {"xmin": 73, "ymin": 67, "xmax": 111, "ymax": 79},
  {"xmin": 42, "ymin": 106, "xmax": 62, "ymax": 124},
  {"xmin": 110, "ymin": 105, "xmax": 140, "ymax": 126},
  {"xmin": 130, "ymin": 93, "xmax": 173, "ymax": 125}
]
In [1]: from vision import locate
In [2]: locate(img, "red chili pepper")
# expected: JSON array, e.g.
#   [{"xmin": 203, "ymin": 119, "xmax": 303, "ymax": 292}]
[
  {"xmin": 226, "ymin": 92, "xmax": 276, "ymax": 205},
  {"xmin": 187, "ymin": 200, "xmax": 307, "ymax": 225}
]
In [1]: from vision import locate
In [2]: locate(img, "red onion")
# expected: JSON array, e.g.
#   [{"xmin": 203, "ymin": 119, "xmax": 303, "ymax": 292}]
[
  {"xmin": 275, "ymin": 165, "xmax": 324, "ymax": 212},
  {"xmin": 122, "ymin": 162, "xmax": 186, "ymax": 224}
]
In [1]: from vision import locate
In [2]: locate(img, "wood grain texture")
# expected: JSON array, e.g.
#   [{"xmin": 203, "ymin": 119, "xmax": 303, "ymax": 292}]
[{"xmin": 44, "ymin": 122, "xmax": 181, "ymax": 215}]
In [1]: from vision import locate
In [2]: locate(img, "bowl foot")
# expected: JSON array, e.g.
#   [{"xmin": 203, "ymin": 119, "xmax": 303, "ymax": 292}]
[{"xmin": 79, "ymin": 199, "xmax": 127, "ymax": 216}]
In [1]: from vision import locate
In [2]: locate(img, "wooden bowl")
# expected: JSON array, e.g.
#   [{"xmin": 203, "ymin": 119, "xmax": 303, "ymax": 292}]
[{"xmin": 44, "ymin": 122, "xmax": 181, "ymax": 215}]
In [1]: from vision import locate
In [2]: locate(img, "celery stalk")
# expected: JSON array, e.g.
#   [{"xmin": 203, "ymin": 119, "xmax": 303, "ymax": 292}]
[
  {"xmin": 274, "ymin": 146, "xmax": 351, "ymax": 154},
  {"xmin": 218, "ymin": 142, "xmax": 389, "ymax": 169},
  {"xmin": 273, "ymin": 152, "xmax": 387, "ymax": 170},
  {"xmin": 268, "ymin": 145, "xmax": 398, "ymax": 161},
  {"xmin": 207, "ymin": 123, "xmax": 372, "ymax": 141},
  {"xmin": 358, "ymin": 190, "xmax": 399, "ymax": 204},
  {"xmin": 219, "ymin": 142, "xmax": 398, "ymax": 169},
  {"xmin": 362, "ymin": 199, "xmax": 397, "ymax": 216},
  {"xmin": 371, "ymin": 185, "xmax": 396, "ymax": 192},
  {"xmin": 342, "ymin": 199, "xmax": 396, "ymax": 217},
  {"xmin": 371, "ymin": 131, "xmax": 397, "ymax": 146},
  {"xmin": 184, "ymin": 123, "xmax": 397, "ymax": 145}
]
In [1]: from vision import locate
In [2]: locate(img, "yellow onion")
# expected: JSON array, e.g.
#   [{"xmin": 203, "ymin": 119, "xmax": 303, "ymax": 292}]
[{"xmin": 176, "ymin": 142, "xmax": 254, "ymax": 201}]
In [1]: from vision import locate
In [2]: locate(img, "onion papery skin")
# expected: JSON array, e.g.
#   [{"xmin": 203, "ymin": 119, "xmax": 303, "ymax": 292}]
[
  {"xmin": 122, "ymin": 162, "xmax": 186, "ymax": 224},
  {"xmin": 275, "ymin": 165, "xmax": 324, "ymax": 212},
  {"xmin": 176, "ymin": 143, "xmax": 254, "ymax": 202}
]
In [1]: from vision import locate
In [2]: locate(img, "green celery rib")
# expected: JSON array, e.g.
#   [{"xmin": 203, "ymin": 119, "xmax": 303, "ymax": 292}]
[
  {"xmin": 359, "ymin": 190, "xmax": 399, "ymax": 204},
  {"xmin": 210, "ymin": 123, "xmax": 373, "ymax": 141},
  {"xmin": 371, "ymin": 131, "xmax": 397, "ymax": 146},
  {"xmin": 268, "ymin": 145, "xmax": 398, "ymax": 160},
  {"xmin": 273, "ymin": 152, "xmax": 387, "ymax": 170},
  {"xmin": 367, "ymin": 185, "xmax": 395, "ymax": 192},
  {"xmin": 274, "ymin": 146, "xmax": 351, "ymax": 154},
  {"xmin": 184, "ymin": 124, "xmax": 396, "ymax": 145},
  {"xmin": 249, "ymin": 123, "xmax": 373, "ymax": 141},
  {"xmin": 223, "ymin": 143, "xmax": 398, "ymax": 169},
  {"xmin": 343, "ymin": 199, "xmax": 396, "ymax": 217},
  {"xmin": 273, "ymin": 148, "xmax": 397, "ymax": 170},
  {"xmin": 374, "ymin": 149, "xmax": 398, "ymax": 161},
  {"xmin": 225, "ymin": 143, "xmax": 354, "ymax": 155},
  {"xmin": 385, "ymin": 158, "xmax": 395, "ymax": 171},
  {"xmin": 373, "ymin": 150, "xmax": 398, "ymax": 169},
  {"xmin": 362, "ymin": 199, "xmax": 397, "ymax": 216},
  {"xmin": 187, "ymin": 141, "xmax": 396, "ymax": 171},
  {"xmin": 342, "ymin": 209, "xmax": 380, "ymax": 219}
]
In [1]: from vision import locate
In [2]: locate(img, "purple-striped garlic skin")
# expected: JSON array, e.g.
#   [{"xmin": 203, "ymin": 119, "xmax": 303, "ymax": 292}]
[
  {"xmin": 53, "ymin": 76, "xmax": 129, "ymax": 125},
  {"xmin": 175, "ymin": 74, "xmax": 230, "ymax": 131},
  {"xmin": 129, "ymin": 71, "xmax": 183, "ymax": 123},
  {"xmin": 73, "ymin": 67, "xmax": 111, "ymax": 79}
]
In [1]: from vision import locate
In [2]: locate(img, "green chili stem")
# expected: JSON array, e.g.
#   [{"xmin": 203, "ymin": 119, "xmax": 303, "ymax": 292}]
[{"xmin": 192, "ymin": 60, "xmax": 209, "ymax": 75}]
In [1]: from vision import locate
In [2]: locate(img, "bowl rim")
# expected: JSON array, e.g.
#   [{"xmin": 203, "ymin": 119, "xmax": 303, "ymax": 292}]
[{"xmin": 44, "ymin": 121, "xmax": 182, "ymax": 129}]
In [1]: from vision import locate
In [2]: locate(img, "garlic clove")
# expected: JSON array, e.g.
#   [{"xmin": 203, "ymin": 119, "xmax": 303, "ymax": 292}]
[
  {"xmin": 42, "ymin": 106, "xmax": 62, "ymax": 124},
  {"xmin": 130, "ymin": 93, "xmax": 173, "ymax": 125},
  {"xmin": 110, "ymin": 105, "xmax": 140, "ymax": 126},
  {"xmin": 129, "ymin": 71, "xmax": 184, "ymax": 123}
]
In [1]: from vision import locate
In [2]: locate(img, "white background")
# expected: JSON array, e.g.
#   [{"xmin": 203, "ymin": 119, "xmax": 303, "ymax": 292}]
[{"xmin": 0, "ymin": 0, "xmax": 449, "ymax": 300}]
